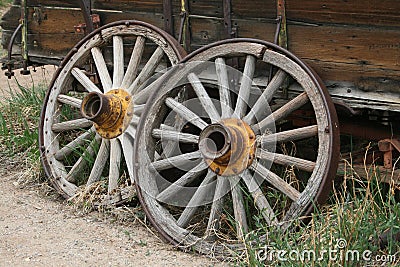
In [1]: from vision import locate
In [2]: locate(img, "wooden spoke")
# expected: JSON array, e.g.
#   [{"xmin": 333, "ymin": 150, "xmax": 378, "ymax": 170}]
[
  {"xmin": 65, "ymin": 136, "xmax": 101, "ymax": 182},
  {"xmin": 260, "ymin": 125, "xmax": 318, "ymax": 144},
  {"xmin": 156, "ymin": 161, "xmax": 208, "ymax": 203},
  {"xmin": 206, "ymin": 176, "xmax": 228, "ymax": 238},
  {"xmin": 243, "ymin": 69, "xmax": 287, "ymax": 124},
  {"xmin": 187, "ymin": 73, "xmax": 220, "ymax": 122},
  {"xmin": 234, "ymin": 55, "xmax": 256, "ymax": 118},
  {"xmin": 86, "ymin": 139, "xmax": 110, "ymax": 186},
  {"xmin": 256, "ymin": 149, "xmax": 316, "ymax": 172},
  {"xmin": 151, "ymin": 151, "xmax": 202, "ymax": 171},
  {"xmin": 52, "ymin": 118, "xmax": 92, "ymax": 133},
  {"xmin": 130, "ymin": 115, "xmax": 140, "ymax": 127},
  {"xmin": 128, "ymin": 47, "xmax": 164, "ymax": 94},
  {"xmin": 152, "ymin": 129, "xmax": 199, "ymax": 144},
  {"xmin": 112, "ymin": 36, "xmax": 125, "ymax": 89},
  {"xmin": 133, "ymin": 72, "xmax": 169, "ymax": 105},
  {"xmin": 133, "ymin": 104, "xmax": 146, "ymax": 116},
  {"xmin": 124, "ymin": 124, "xmax": 136, "ymax": 139},
  {"xmin": 252, "ymin": 92, "xmax": 309, "ymax": 134},
  {"xmin": 121, "ymin": 36, "xmax": 146, "ymax": 90},
  {"xmin": 177, "ymin": 170, "xmax": 216, "ymax": 227},
  {"xmin": 41, "ymin": 21, "xmax": 184, "ymax": 207},
  {"xmin": 57, "ymin": 94, "xmax": 82, "ymax": 109},
  {"xmin": 229, "ymin": 176, "xmax": 249, "ymax": 239},
  {"xmin": 160, "ymin": 124, "xmax": 175, "ymax": 131},
  {"xmin": 54, "ymin": 130, "xmax": 93, "ymax": 161},
  {"xmin": 165, "ymin": 97, "xmax": 208, "ymax": 130},
  {"xmin": 241, "ymin": 170, "xmax": 278, "ymax": 226},
  {"xmin": 250, "ymin": 161, "xmax": 301, "ymax": 202},
  {"xmin": 215, "ymin": 57, "xmax": 232, "ymax": 118},
  {"xmin": 108, "ymin": 139, "xmax": 122, "ymax": 194},
  {"xmin": 71, "ymin": 67, "xmax": 102, "ymax": 94},
  {"xmin": 91, "ymin": 47, "xmax": 112, "ymax": 92},
  {"xmin": 119, "ymin": 131, "xmax": 135, "ymax": 179}
]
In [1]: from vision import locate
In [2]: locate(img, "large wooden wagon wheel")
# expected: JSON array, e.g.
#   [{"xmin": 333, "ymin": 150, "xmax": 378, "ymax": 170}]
[
  {"xmin": 134, "ymin": 39, "xmax": 339, "ymax": 256},
  {"xmin": 39, "ymin": 21, "xmax": 185, "ymax": 205}
]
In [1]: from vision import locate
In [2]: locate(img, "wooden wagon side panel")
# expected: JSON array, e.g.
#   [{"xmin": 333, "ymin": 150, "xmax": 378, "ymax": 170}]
[{"xmin": 1, "ymin": 0, "xmax": 400, "ymax": 104}]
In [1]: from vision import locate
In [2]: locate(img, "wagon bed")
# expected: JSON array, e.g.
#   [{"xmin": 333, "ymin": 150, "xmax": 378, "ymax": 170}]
[
  {"xmin": 2, "ymin": 0, "xmax": 400, "ymax": 112},
  {"xmin": 1, "ymin": 0, "xmax": 399, "ymax": 258}
]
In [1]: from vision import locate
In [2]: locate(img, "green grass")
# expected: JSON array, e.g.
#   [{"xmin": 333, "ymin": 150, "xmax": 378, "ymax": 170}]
[
  {"xmin": 0, "ymin": 79, "xmax": 45, "ymax": 162},
  {"xmin": 0, "ymin": 0, "xmax": 12, "ymax": 7},
  {"xmin": 237, "ymin": 167, "xmax": 400, "ymax": 266}
]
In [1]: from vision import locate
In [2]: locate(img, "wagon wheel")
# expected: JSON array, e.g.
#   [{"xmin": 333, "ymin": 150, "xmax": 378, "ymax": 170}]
[
  {"xmin": 39, "ymin": 21, "xmax": 185, "ymax": 205},
  {"xmin": 134, "ymin": 39, "xmax": 339, "ymax": 256}
]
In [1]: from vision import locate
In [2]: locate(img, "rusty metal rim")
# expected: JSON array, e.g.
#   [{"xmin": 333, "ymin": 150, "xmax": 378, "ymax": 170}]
[
  {"xmin": 38, "ymin": 20, "xmax": 186, "ymax": 200},
  {"xmin": 134, "ymin": 38, "xmax": 340, "ymax": 247}
]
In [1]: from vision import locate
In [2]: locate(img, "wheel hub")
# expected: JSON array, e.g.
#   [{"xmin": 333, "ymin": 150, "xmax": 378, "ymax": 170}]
[
  {"xmin": 199, "ymin": 118, "xmax": 256, "ymax": 176},
  {"xmin": 81, "ymin": 89, "xmax": 133, "ymax": 139}
]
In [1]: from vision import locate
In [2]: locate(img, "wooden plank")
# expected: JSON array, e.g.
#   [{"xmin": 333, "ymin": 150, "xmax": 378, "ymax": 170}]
[
  {"xmin": 26, "ymin": 0, "xmax": 79, "ymax": 7},
  {"xmin": 231, "ymin": 0, "xmax": 276, "ymax": 20},
  {"xmin": 285, "ymin": 0, "xmax": 400, "ymax": 27},
  {"xmin": 289, "ymin": 24, "xmax": 400, "ymax": 73},
  {"xmin": 94, "ymin": 0, "xmax": 164, "ymax": 14}
]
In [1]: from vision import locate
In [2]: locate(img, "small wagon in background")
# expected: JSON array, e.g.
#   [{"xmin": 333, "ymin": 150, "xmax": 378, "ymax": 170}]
[{"xmin": 1, "ymin": 0, "xmax": 399, "ymax": 257}]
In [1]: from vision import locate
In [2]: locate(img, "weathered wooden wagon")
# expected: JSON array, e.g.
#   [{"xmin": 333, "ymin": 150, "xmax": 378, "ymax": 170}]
[{"xmin": 1, "ymin": 0, "xmax": 399, "ymax": 257}]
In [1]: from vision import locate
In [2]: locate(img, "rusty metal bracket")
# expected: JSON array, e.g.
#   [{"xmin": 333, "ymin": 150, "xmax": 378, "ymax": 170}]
[
  {"xmin": 223, "ymin": 0, "xmax": 237, "ymax": 39},
  {"xmin": 74, "ymin": 14, "xmax": 100, "ymax": 34},
  {"xmin": 3, "ymin": 24, "xmax": 22, "ymax": 79},
  {"xmin": 178, "ymin": 0, "xmax": 191, "ymax": 51},
  {"xmin": 20, "ymin": 0, "xmax": 30, "ymax": 75},
  {"xmin": 163, "ymin": 0, "xmax": 174, "ymax": 36},
  {"xmin": 268, "ymin": 0, "xmax": 288, "ymax": 83},
  {"xmin": 276, "ymin": 0, "xmax": 288, "ymax": 49},
  {"xmin": 76, "ymin": 0, "xmax": 100, "ymax": 35},
  {"xmin": 378, "ymin": 138, "xmax": 400, "ymax": 169}
]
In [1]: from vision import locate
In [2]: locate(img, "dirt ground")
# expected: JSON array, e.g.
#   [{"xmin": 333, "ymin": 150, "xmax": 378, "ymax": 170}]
[
  {"xmin": 0, "ymin": 6, "xmax": 225, "ymax": 267},
  {"xmin": 0, "ymin": 171, "xmax": 224, "ymax": 266}
]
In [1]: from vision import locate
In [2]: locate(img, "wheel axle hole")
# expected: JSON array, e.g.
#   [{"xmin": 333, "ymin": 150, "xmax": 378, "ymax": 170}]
[
  {"xmin": 83, "ymin": 94, "xmax": 101, "ymax": 119},
  {"xmin": 206, "ymin": 131, "xmax": 226, "ymax": 153}
]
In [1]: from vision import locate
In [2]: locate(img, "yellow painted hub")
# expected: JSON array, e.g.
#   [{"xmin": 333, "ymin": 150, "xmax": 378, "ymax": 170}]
[
  {"xmin": 81, "ymin": 89, "xmax": 133, "ymax": 139},
  {"xmin": 199, "ymin": 118, "xmax": 256, "ymax": 176}
]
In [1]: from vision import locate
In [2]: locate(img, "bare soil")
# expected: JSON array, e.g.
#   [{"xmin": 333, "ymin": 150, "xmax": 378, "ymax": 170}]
[{"xmin": 0, "ymin": 172, "xmax": 224, "ymax": 266}]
